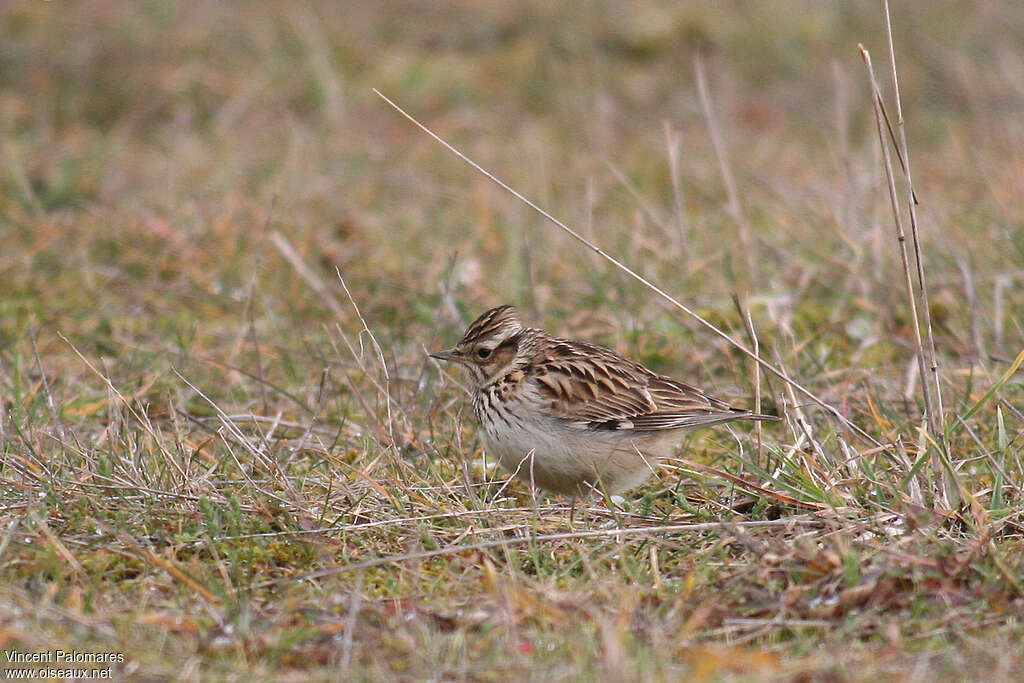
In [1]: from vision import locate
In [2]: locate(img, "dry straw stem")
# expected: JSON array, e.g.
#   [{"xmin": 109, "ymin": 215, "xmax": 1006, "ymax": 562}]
[
  {"xmin": 335, "ymin": 265, "xmax": 398, "ymax": 450},
  {"xmin": 882, "ymin": 0, "xmax": 945, "ymax": 434},
  {"xmin": 695, "ymin": 55, "xmax": 755, "ymax": 276},
  {"xmin": 30, "ymin": 327, "xmax": 65, "ymax": 444},
  {"xmin": 373, "ymin": 89, "xmax": 881, "ymax": 449},
  {"xmin": 859, "ymin": 38, "xmax": 949, "ymax": 508},
  {"xmin": 732, "ymin": 294, "xmax": 764, "ymax": 468},
  {"xmin": 270, "ymin": 230, "xmax": 346, "ymax": 318},
  {"xmin": 287, "ymin": 517, "xmax": 822, "ymax": 582}
]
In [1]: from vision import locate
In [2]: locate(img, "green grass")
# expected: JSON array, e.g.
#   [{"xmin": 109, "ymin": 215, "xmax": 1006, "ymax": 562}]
[{"xmin": 1, "ymin": 1, "xmax": 1022, "ymax": 680}]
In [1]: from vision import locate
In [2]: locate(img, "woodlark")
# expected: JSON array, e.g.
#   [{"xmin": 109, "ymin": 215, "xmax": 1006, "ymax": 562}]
[{"xmin": 431, "ymin": 305, "xmax": 778, "ymax": 496}]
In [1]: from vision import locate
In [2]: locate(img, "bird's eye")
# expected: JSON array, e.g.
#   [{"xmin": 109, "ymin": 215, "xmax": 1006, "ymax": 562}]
[{"xmin": 476, "ymin": 348, "xmax": 492, "ymax": 359}]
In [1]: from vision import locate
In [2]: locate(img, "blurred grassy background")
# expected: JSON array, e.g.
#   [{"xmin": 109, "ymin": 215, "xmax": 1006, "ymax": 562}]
[{"xmin": 1, "ymin": 1, "xmax": 1022, "ymax": 680}]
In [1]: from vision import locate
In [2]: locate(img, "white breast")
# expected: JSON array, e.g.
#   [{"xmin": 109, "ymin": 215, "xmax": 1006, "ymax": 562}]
[{"xmin": 471, "ymin": 383, "xmax": 663, "ymax": 494}]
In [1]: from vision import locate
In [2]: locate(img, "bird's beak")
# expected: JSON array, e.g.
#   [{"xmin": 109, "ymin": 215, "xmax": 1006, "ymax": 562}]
[{"xmin": 429, "ymin": 348, "xmax": 460, "ymax": 363}]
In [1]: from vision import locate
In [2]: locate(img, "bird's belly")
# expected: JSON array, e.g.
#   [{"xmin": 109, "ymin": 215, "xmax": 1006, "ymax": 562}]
[{"xmin": 474, "ymin": 397, "xmax": 661, "ymax": 494}]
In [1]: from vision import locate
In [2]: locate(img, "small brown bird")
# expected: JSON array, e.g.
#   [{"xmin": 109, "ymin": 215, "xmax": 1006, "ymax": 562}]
[{"xmin": 431, "ymin": 305, "xmax": 777, "ymax": 495}]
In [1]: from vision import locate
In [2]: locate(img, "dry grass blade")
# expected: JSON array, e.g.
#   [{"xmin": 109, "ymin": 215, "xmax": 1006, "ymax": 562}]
[
  {"xmin": 733, "ymin": 294, "xmax": 765, "ymax": 468},
  {"xmin": 335, "ymin": 267, "xmax": 398, "ymax": 450},
  {"xmin": 116, "ymin": 529, "xmax": 221, "ymax": 605},
  {"xmin": 883, "ymin": 0, "xmax": 945, "ymax": 437},
  {"xmin": 286, "ymin": 518, "xmax": 820, "ymax": 583},
  {"xmin": 695, "ymin": 55, "xmax": 755, "ymax": 275},
  {"xmin": 664, "ymin": 458, "xmax": 827, "ymax": 510},
  {"xmin": 270, "ymin": 230, "xmax": 346, "ymax": 318},
  {"xmin": 859, "ymin": 44, "xmax": 948, "ymax": 509}
]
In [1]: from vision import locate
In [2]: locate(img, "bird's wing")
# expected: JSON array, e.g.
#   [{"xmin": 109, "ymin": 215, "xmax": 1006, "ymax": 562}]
[{"xmin": 529, "ymin": 338, "xmax": 756, "ymax": 432}]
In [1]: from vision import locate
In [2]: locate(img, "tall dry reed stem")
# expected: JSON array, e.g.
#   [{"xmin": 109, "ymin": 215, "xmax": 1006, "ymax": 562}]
[{"xmin": 860, "ymin": 7, "xmax": 949, "ymax": 508}]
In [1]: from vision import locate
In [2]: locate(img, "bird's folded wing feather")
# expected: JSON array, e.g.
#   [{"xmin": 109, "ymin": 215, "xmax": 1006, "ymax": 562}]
[{"xmin": 530, "ymin": 340, "xmax": 746, "ymax": 431}]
